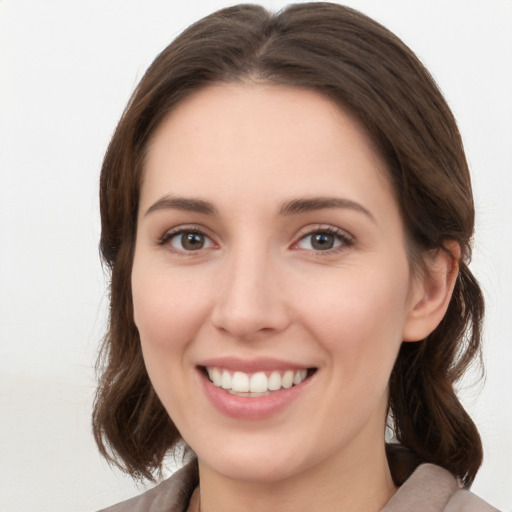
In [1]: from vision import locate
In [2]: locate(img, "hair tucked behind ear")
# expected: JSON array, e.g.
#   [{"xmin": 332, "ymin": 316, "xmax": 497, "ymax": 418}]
[
  {"xmin": 94, "ymin": 2, "xmax": 484, "ymax": 483},
  {"xmin": 389, "ymin": 262, "xmax": 484, "ymax": 487}
]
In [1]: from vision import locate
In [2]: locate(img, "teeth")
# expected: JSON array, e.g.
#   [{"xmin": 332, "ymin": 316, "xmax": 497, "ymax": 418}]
[
  {"xmin": 206, "ymin": 367, "xmax": 309, "ymax": 394},
  {"xmin": 221, "ymin": 371, "xmax": 232, "ymax": 389},
  {"xmin": 249, "ymin": 372, "xmax": 268, "ymax": 393},
  {"xmin": 282, "ymin": 370, "xmax": 294, "ymax": 389},
  {"xmin": 268, "ymin": 371, "xmax": 281, "ymax": 391},
  {"xmin": 232, "ymin": 371, "xmax": 249, "ymax": 392},
  {"xmin": 210, "ymin": 368, "xmax": 222, "ymax": 387},
  {"xmin": 294, "ymin": 369, "xmax": 307, "ymax": 385}
]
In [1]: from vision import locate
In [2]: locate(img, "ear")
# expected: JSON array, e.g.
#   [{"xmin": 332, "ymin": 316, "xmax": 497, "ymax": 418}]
[{"xmin": 402, "ymin": 241, "xmax": 460, "ymax": 342}]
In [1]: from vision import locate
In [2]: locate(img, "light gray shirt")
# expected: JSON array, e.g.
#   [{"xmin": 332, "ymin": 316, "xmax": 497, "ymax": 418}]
[{"xmin": 98, "ymin": 461, "xmax": 499, "ymax": 511}]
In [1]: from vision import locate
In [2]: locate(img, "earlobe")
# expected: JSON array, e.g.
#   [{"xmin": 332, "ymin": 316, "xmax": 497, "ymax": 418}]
[{"xmin": 402, "ymin": 241, "xmax": 460, "ymax": 342}]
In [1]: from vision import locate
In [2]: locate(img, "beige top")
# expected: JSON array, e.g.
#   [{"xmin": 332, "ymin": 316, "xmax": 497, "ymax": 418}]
[{"xmin": 98, "ymin": 461, "xmax": 499, "ymax": 512}]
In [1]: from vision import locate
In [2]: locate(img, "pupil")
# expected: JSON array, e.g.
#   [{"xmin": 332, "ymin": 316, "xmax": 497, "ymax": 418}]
[
  {"xmin": 182, "ymin": 232, "xmax": 204, "ymax": 250},
  {"xmin": 312, "ymin": 233, "xmax": 334, "ymax": 250}
]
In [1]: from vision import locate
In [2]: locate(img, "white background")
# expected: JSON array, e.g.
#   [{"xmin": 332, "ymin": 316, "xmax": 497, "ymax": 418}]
[{"xmin": 1, "ymin": 1, "xmax": 511, "ymax": 511}]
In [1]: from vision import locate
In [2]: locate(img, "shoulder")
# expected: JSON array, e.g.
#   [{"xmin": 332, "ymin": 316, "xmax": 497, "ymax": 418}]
[
  {"xmin": 97, "ymin": 462, "xmax": 199, "ymax": 512},
  {"xmin": 383, "ymin": 463, "xmax": 499, "ymax": 512},
  {"xmin": 445, "ymin": 488, "xmax": 500, "ymax": 512}
]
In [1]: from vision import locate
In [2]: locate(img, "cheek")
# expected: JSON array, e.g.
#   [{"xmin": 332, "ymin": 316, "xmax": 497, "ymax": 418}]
[
  {"xmin": 296, "ymin": 264, "xmax": 410, "ymax": 373},
  {"xmin": 131, "ymin": 264, "xmax": 211, "ymax": 417},
  {"xmin": 131, "ymin": 261, "xmax": 212, "ymax": 358}
]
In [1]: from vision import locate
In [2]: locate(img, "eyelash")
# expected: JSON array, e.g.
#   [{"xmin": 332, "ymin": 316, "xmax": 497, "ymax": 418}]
[
  {"xmin": 157, "ymin": 226, "xmax": 215, "ymax": 256},
  {"xmin": 157, "ymin": 225, "xmax": 354, "ymax": 256},
  {"xmin": 293, "ymin": 226, "xmax": 354, "ymax": 254}
]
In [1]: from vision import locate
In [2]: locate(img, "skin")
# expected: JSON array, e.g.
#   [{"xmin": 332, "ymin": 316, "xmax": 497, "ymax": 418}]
[{"xmin": 131, "ymin": 83, "xmax": 458, "ymax": 512}]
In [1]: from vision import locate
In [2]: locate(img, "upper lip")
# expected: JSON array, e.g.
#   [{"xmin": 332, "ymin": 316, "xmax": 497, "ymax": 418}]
[{"xmin": 198, "ymin": 356, "xmax": 313, "ymax": 373}]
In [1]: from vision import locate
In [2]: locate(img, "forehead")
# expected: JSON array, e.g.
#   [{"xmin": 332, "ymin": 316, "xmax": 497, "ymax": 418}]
[{"xmin": 141, "ymin": 83, "xmax": 394, "ymax": 214}]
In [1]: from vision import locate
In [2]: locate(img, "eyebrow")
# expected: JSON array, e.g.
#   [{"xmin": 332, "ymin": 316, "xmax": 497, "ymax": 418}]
[
  {"xmin": 144, "ymin": 194, "xmax": 375, "ymax": 222},
  {"xmin": 144, "ymin": 195, "xmax": 217, "ymax": 216},
  {"xmin": 279, "ymin": 196, "xmax": 376, "ymax": 223}
]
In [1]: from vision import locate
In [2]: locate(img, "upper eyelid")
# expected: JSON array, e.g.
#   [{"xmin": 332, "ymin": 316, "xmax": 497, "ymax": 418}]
[
  {"xmin": 293, "ymin": 225, "xmax": 354, "ymax": 250},
  {"xmin": 157, "ymin": 223, "xmax": 354, "ymax": 249},
  {"xmin": 159, "ymin": 224, "xmax": 217, "ymax": 245},
  {"xmin": 162, "ymin": 223, "xmax": 213, "ymax": 237},
  {"xmin": 294, "ymin": 224, "xmax": 354, "ymax": 241}
]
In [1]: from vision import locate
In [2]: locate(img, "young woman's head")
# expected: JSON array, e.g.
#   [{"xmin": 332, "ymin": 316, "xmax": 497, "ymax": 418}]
[{"xmin": 93, "ymin": 2, "xmax": 483, "ymax": 487}]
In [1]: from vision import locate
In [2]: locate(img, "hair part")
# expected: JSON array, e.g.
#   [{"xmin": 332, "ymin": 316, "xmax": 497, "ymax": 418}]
[{"xmin": 93, "ymin": 2, "xmax": 484, "ymax": 485}]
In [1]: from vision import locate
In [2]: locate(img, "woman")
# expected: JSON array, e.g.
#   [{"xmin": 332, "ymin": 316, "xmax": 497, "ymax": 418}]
[{"xmin": 93, "ymin": 3, "xmax": 498, "ymax": 511}]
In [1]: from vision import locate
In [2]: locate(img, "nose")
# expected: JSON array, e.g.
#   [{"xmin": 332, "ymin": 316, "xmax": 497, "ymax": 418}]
[{"xmin": 210, "ymin": 246, "xmax": 291, "ymax": 340}]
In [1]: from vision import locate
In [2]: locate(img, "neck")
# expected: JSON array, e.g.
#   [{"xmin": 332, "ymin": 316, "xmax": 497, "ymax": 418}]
[{"xmin": 197, "ymin": 441, "xmax": 396, "ymax": 512}]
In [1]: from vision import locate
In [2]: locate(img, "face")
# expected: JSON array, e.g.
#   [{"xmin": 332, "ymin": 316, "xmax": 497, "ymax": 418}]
[{"xmin": 132, "ymin": 84, "xmax": 423, "ymax": 484}]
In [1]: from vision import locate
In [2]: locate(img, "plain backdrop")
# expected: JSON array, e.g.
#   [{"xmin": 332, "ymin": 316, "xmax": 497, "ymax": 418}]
[{"xmin": 1, "ymin": 1, "xmax": 511, "ymax": 511}]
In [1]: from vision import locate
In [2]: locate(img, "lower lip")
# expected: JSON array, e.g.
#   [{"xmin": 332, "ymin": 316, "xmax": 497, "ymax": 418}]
[{"xmin": 198, "ymin": 369, "xmax": 313, "ymax": 420}]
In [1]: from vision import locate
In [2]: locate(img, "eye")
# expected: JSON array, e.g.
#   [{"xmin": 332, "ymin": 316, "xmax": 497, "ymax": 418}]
[
  {"xmin": 295, "ymin": 228, "xmax": 352, "ymax": 252},
  {"xmin": 161, "ymin": 229, "xmax": 215, "ymax": 252}
]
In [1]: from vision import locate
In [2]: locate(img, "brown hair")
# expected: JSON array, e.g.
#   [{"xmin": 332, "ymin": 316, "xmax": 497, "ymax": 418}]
[{"xmin": 93, "ymin": 2, "xmax": 484, "ymax": 486}]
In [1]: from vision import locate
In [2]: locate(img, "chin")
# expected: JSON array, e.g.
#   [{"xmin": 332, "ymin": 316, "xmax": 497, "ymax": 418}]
[
  {"xmin": 193, "ymin": 431, "xmax": 322, "ymax": 485},
  {"xmin": 203, "ymin": 454, "xmax": 303, "ymax": 484}
]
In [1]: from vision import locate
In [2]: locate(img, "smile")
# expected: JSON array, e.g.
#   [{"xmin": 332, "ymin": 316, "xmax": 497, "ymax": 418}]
[
  {"xmin": 204, "ymin": 367, "xmax": 310, "ymax": 396},
  {"xmin": 198, "ymin": 362, "xmax": 317, "ymax": 419}
]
